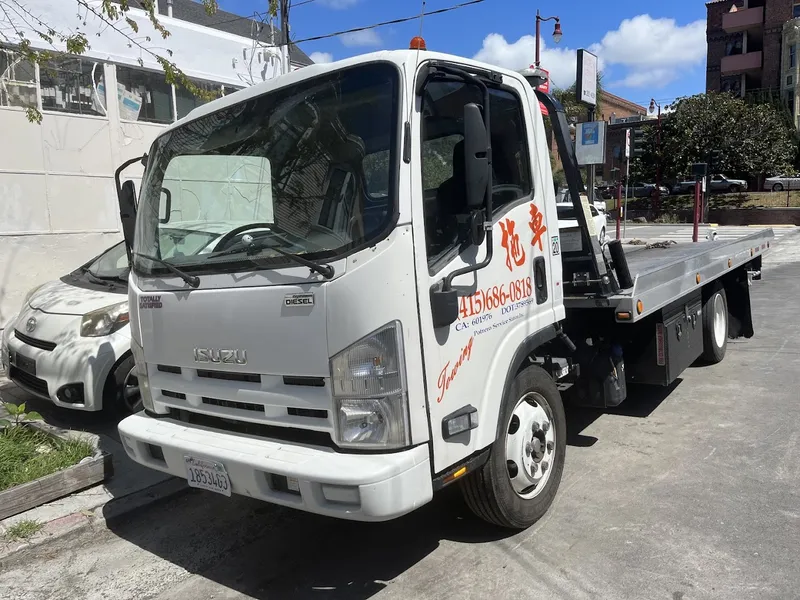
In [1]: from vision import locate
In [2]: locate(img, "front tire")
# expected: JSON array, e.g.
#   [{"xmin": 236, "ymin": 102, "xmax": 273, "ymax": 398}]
[
  {"xmin": 106, "ymin": 355, "xmax": 142, "ymax": 415},
  {"xmin": 773, "ymin": 183, "xmax": 784, "ymax": 192},
  {"xmin": 460, "ymin": 365, "xmax": 566, "ymax": 529},
  {"xmin": 729, "ymin": 184, "xmax": 741, "ymax": 193},
  {"xmin": 701, "ymin": 285, "xmax": 728, "ymax": 364}
]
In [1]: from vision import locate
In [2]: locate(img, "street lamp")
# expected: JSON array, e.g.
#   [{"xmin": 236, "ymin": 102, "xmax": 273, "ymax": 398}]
[
  {"xmin": 649, "ymin": 98, "xmax": 662, "ymax": 210},
  {"xmin": 535, "ymin": 10, "xmax": 562, "ymax": 68}
]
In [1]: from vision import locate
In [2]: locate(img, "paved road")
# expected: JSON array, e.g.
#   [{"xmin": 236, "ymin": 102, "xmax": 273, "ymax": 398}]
[
  {"xmin": 617, "ymin": 223, "xmax": 797, "ymax": 244},
  {"xmin": 2, "ymin": 235, "xmax": 800, "ymax": 600}
]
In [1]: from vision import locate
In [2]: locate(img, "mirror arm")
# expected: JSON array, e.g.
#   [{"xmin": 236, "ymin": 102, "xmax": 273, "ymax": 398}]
[{"xmin": 115, "ymin": 154, "xmax": 146, "ymax": 200}]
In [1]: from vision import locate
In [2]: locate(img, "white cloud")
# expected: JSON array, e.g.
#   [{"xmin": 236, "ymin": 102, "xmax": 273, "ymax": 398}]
[
  {"xmin": 318, "ymin": 0, "xmax": 360, "ymax": 8},
  {"xmin": 340, "ymin": 29, "xmax": 382, "ymax": 48},
  {"xmin": 309, "ymin": 51, "xmax": 334, "ymax": 64},
  {"xmin": 473, "ymin": 15, "xmax": 706, "ymax": 90}
]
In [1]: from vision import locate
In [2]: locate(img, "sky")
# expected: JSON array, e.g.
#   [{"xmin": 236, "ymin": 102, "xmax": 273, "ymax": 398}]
[{"xmin": 218, "ymin": 0, "xmax": 708, "ymax": 109}]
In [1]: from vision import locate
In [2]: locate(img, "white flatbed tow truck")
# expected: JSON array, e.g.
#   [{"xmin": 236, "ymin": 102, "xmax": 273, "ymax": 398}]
[{"xmin": 114, "ymin": 43, "xmax": 771, "ymax": 529}]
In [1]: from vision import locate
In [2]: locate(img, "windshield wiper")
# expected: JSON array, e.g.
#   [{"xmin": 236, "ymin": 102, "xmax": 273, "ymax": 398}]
[
  {"xmin": 132, "ymin": 253, "xmax": 200, "ymax": 288},
  {"xmin": 79, "ymin": 267, "xmax": 117, "ymax": 288},
  {"xmin": 213, "ymin": 241, "xmax": 335, "ymax": 279}
]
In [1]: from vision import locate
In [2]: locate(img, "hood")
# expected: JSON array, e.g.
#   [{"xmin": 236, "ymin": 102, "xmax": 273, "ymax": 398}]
[{"xmin": 27, "ymin": 280, "xmax": 126, "ymax": 316}]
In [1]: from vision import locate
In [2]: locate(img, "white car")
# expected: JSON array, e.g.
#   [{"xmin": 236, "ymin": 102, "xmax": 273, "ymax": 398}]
[
  {"xmin": 1, "ymin": 225, "xmax": 223, "ymax": 413},
  {"xmin": 764, "ymin": 174, "xmax": 800, "ymax": 192},
  {"xmin": 556, "ymin": 202, "xmax": 607, "ymax": 244}
]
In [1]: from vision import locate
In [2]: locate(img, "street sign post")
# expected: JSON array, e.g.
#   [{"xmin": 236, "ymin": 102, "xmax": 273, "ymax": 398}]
[{"xmin": 576, "ymin": 50, "xmax": 598, "ymax": 107}]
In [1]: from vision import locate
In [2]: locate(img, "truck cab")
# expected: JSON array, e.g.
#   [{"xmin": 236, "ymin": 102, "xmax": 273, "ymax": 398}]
[{"xmin": 116, "ymin": 47, "xmax": 769, "ymax": 529}]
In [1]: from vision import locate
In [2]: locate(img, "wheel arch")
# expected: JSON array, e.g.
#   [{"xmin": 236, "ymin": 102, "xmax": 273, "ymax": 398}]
[{"xmin": 101, "ymin": 349, "xmax": 134, "ymax": 411}]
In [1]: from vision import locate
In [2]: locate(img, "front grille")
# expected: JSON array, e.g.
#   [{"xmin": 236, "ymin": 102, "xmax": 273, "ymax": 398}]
[
  {"xmin": 202, "ymin": 397, "xmax": 263, "ymax": 412},
  {"xmin": 14, "ymin": 330, "xmax": 56, "ymax": 352},
  {"xmin": 162, "ymin": 390, "xmax": 186, "ymax": 400},
  {"xmin": 198, "ymin": 370, "xmax": 260, "ymax": 383},
  {"xmin": 283, "ymin": 376, "xmax": 325, "ymax": 387},
  {"xmin": 9, "ymin": 366, "xmax": 49, "ymax": 396},
  {"xmin": 158, "ymin": 365, "xmax": 181, "ymax": 374},
  {"xmin": 168, "ymin": 408, "xmax": 334, "ymax": 448},
  {"xmin": 287, "ymin": 407, "xmax": 328, "ymax": 419}
]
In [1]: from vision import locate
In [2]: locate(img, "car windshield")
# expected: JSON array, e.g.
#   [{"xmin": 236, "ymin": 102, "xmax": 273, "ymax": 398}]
[
  {"xmin": 86, "ymin": 242, "xmax": 128, "ymax": 279},
  {"xmin": 133, "ymin": 62, "xmax": 399, "ymax": 277}
]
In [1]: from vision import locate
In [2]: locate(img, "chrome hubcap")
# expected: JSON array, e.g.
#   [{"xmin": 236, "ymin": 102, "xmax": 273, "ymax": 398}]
[
  {"xmin": 505, "ymin": 392, "xmax": 556, "ymax": 499},
  {"xmin": 713, "ymin": 293, "xmax": 726, "ymax": 349},
  {"xmin": 122, "ymin": 367, "xmax": 142, "ymax": 412}
]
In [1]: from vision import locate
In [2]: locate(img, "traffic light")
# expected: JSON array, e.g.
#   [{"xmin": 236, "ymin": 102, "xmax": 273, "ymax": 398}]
[
  {"xmin": 708, "ymin": 149, "xmax": 722, "ymax": 172},
  {"xmin": 631, "ymin": 127, "xmax": 645, "ymax": 158}
]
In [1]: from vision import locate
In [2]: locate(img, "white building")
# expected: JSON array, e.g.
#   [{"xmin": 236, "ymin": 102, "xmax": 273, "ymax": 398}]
[{"xmin": 0, "ymin": 0, "xmax": 312, "ymax": 330}]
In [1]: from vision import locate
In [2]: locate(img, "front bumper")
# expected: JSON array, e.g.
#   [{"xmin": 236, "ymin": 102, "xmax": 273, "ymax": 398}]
[
  {"xmin": 118, "ymin": 413, "xmax": 434, "ymax": 521},
  {"xmin": 4, "ymin": 310, "xmax": 129, "ymax": 411}
]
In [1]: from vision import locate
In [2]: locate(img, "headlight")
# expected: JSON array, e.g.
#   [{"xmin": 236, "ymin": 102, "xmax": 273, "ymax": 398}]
[
  {"xmin": 330, "ymin": 321, "xmax": 410, "ymax": 449},
  {"xmin": 130, "ymin": 337, "xmax": 154, "ymax": 412},
  {"xmin": 23, "ymin": 284, "xmax": 45, "ymax": 307},
  {"xmin": 80, "ymin": 301, "xmax": 130, "ymax": 337}
]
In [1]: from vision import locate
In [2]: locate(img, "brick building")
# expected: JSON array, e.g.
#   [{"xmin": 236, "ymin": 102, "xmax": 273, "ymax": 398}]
[{"xmin": 706, "ymin": 0, "xmax": 800, "ymax": 123}]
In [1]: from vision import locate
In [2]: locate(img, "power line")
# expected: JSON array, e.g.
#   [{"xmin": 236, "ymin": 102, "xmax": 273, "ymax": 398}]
[
  {"xmin": 291, "ymin": 0, "xmax": 486, "ymax": 45},
  {"xmin": 291, "ymin": 0, "xmax": 318, "ymax": 7}
]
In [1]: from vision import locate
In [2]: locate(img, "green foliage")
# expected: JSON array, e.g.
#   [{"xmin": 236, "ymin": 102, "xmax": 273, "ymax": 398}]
[
  {"xmin": 0, "ymin": 425, "xmax": 94, "ymax": 491},
  {"xmin": 637, "ymin": 93, "xmax": 797, "ymax": 181},
  {"xmin": 551, "ymin": 71, "xmax": 604, "ymax": 124},
  {"xmin": 4, "ymin": 519, "xmax": 43, "ymax": 541},
  {"xmin": 0, "ymin": 401, "xmax": 43, "ymax": 429},
  {"xmin": 3, "ymin": 0, "xmax": 229, "ymax": 122}
]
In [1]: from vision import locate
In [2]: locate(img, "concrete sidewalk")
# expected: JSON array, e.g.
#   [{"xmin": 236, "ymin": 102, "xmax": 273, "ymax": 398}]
[{"xmin": 0, "ymin": 376, "xmax": 187, "ymax": 560}]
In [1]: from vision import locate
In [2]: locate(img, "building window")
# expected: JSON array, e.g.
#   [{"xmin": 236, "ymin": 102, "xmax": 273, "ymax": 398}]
[
  {"xmin": 39, "ymin": 56, "xmax": 106, "ymax": 116},
  {"xmin": 725, "ymin": 35, "xmax": 743, "ymax": 56},
  {"xmin": 794, "ymin": 4, "xmax": 800, "ymax": 18},
  {"xmin": 0, "ymin": 47, "xmax": 37, "ymax": 108},
  {"xmin": 792, "ymin": 45, "xmax": 797, "ymax": 69},
  {"xmin": 789, "ymin": 75, "xmax": 794, "ymax": 86},
  {"xmin": 116, "ymin": 65, "xmax": 174, "ymax": 123},
  {"xmin": 175, "ymin": 79, "xmax": 220, "ymax": 120}
]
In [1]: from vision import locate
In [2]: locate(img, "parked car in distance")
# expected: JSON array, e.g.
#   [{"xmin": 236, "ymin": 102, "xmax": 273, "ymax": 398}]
[
  {"xmin": 556, "ymin": 189, "xmax": 607, "ymax": 215},
  {"xmin": 764, "ymin": 174, "xmax": 800, "ymax": 192},
  {"xmin": 1, "ymin": 224, "xmax": 224, "ymax": 414},
  {"xmin": 556, "ymin": 202, "xmax": 607, "ymax": 244},
  {"xmin": 708, "ymin": 174, "xmax": 747, "ymax": 193},
  {"xmin": 628, "ymin": 182, "xmax": 670, "ymax": 198}
]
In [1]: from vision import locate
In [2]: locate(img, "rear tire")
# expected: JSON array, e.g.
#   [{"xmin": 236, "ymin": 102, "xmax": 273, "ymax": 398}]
[
  {"xmin": 773, "ymin": 183, "xmax": 784, "ymax": 192},
  {"xmin": 701, "ymin": 285, "xmax": 728, "ymax": 364},
  {"xmin": 460, "ymin": 365, "xmax": 566, "ymax": 529}
]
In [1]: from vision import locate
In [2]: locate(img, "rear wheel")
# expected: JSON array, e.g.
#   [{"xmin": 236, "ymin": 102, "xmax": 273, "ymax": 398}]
[
  {"xmin": 772, "ymin": 183, "xmax": 784, "ymax": 192},
  {"xmin": 460, "ymin": 365, "xmax": 566, "ymax": 529},
  {"xmin": 701, "ymin": 286, "xmax": 728, "ymax": 364}
]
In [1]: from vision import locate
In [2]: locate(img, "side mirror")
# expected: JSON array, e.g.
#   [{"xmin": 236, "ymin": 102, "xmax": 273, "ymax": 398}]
[
  {"xmin": 463, "ymin": 102, "xmax": 489, "ymax": 209},
  {"xmin": 430, "ymin": 286, "xmax": 459, "ymax": 328},
  {"xmin": 159, "ymin": 188, "xmax": 172, "ymax": 224},
  {"xmin": 118, "ymin": 180, "xmax": 137, "ymax": 253}
]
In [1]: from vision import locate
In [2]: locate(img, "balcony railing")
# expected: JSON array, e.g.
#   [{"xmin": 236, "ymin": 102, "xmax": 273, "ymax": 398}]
[
  {"xmin": 721, "ymin": 51, "xmax": 762, "ymax": 75},
  {"xmin": 722, "ymin": 6, "xmax": 764, "ymax": 33}
]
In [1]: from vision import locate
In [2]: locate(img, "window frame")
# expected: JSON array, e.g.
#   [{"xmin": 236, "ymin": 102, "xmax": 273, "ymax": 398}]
[
  {"xmin": 38, "ymin": 55, "xmax": 108, "ymax": 119},
  {"xmin": 417, "ymin": 70, "xmax": 535, "ymax": 273}
]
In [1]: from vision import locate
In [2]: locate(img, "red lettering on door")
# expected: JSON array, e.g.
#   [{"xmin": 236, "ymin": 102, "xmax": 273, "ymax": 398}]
[
  {"xmin": 436, "ymin": 337, "xmax": 474, "ymax": 403},
  {"xmin": 500, "ymin": 218, "xmax": 526, "ymax": 272},
  {"xmin": 528, "ymin": 203, "xmax": 547, "ymax": 251}
]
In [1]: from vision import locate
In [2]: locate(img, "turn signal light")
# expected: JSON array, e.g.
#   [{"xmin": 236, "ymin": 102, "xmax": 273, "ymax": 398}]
[
  {"xmin": 696, "ymin": 273, "xmax": 702, "ymax": 284},
  {"xmin": 728, "ymin": 258, "xmax": 732, "ymax": 268},
  {"xmin": 616, "ymin": 311, "xmax": 632, "ymax": 321},
  {"xmin": 636, "ymin": 300, "xmax": 644, "ymax": 314}
]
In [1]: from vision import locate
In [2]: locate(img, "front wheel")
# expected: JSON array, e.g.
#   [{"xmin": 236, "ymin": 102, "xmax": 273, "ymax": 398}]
[
  {"xmin": 728, "ymin": 184, "xmax": 741, "ymax": 193},
  {"xmin": 772, "ymin": 183, "xmax": 784, "ymax": 192},
  {"xmin": 460, "ymin": 365, "xmax": 566, "ymax": 529},
  {"xmin": 106, "ymin": 355, "xmax": 142, "ymax": 415}
]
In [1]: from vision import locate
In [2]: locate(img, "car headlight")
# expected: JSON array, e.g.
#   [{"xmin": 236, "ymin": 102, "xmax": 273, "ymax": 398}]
[
  {"xmin": 23, "ymin": 284, "xmax": 45, "ymax": 307},
  {"xmin": 330, "ymin": 321, "xmax": 410, "ymax": 449},
  {"xmin": 80, "ymin": 301, "xmax": 130, "ymax": 337},
  {"xmin": 130, "ymin": 337, "xmax": 154, "ymax": 412}
]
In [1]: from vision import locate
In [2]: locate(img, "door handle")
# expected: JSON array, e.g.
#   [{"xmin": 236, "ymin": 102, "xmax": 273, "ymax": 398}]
[{"xmin": 534, "ymin": 256, "xmax": 548, "ymax": 305}]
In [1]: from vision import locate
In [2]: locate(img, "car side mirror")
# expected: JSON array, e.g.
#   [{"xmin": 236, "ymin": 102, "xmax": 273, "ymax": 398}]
[
  {"xmin": 463, "ymin": 102, "xmax": 489, "ymax": 209},
  {"xmin": 430, "ymin": 285, "xmax": 459, "ymax": 328},
  {"xmin": 118, "ymin": 180, "xmax": 137, "ymax": 253},
  {"xmin": 159, "ymin": 188, "xmax": 172, "ymax": 224}
]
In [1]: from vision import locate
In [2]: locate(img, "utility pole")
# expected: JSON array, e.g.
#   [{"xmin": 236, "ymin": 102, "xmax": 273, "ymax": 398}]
[{"xmin": 280, "ymin": 0, "xmax": 290, "ymax": 75}]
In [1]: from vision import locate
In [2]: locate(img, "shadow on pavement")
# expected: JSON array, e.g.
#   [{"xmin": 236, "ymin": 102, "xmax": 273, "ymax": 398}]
[
  {"xmin": 104, "ymin": 483, "xmax": 515, "ymax": 599},
  {"xmin": 565, "ymin": 379, "xmax": 682, "ymax": 448}
]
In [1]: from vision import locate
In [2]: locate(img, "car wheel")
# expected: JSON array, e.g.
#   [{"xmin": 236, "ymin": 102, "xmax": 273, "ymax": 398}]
[
  {"xmin": 728, "ymin": 184, "xmax": 741, "ymax": 193},
  {"xmin": 460, "ymin": 365, "xmax": 566, "ymax": 529},
  {"xmin": 106, "ymin": 355, "xmax": 142, "ymax": 415},
  {"xmin": 772, "ymin": 183, "xmax": 784, "ymax": 192},
  {"xmin": 701, "ymin": 285, "xmax": 728, "ymax": 364},
  {"xmin": 599, "ymin": 227, "xmax": 606, "ymax": 243}
]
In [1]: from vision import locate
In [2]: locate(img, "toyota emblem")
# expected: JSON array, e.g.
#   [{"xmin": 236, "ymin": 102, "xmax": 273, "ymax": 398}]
[{"xmin": 25, "ymin": 317, "xmax": 36, "ymax": 333}]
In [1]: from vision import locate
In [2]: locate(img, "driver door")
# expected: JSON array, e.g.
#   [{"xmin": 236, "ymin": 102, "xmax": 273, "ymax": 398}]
[{"xmin": 411, "ymin": 67, "xmax": 559, "ymax": 474}]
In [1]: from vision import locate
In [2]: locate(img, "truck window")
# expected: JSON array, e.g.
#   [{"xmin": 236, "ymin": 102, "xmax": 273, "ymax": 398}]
[{"xmin": 420, "ymin": 78, "xmax": 532, "ymax": 267}]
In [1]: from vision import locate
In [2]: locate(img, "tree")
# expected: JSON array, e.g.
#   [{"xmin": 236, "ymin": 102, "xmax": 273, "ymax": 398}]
[
  {"xmin": 0, "ymin": 0, "xmax": 280, "ymax": 123},
  {"xmin": 638, "ymin": 92, "xmax": 797, "ymax": 182},
  {"xmin": 551, "ymin": 72, "xmax": 604, "ymax": 124}
]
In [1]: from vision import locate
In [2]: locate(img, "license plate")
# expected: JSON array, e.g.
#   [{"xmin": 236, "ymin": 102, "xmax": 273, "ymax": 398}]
[
  {"xmin": 184, "ymin": 455, "xmax": 231, "ymax": 496},
  {"xmin": 10, "ymin": 351, "xmax": 36, "ymax": 376}
]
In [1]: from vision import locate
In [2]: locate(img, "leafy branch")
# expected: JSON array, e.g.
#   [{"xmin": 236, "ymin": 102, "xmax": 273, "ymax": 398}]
[
  {"xmin": 0, "ymin": 0, "xmax": 281, "ymax": 123},
  {"xmin": 0, "ymin": 401, "xmax": 43, "ymax": 429}
]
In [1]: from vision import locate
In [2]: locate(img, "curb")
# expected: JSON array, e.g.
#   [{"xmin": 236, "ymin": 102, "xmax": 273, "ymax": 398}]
[{"xmin": 0, "ymin": 477, "xmax": 189, "ymax": 562}]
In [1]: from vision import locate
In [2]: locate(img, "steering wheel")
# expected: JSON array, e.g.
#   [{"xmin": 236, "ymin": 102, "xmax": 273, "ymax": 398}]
[
  {"xmin": 212, "ymin": 223, "xmax": 273, "ymax": 252},
  {"xmin": 491, "ymin": 184, "xmax": 525, "ymax": 201}
]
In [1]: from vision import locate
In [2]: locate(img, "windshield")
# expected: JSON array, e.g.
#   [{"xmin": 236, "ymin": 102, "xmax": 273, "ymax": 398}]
[
  {"xmin": 86, "ymin": 242, "xmax": 128, "ymax": 279},
  {"xmin": 133, "ymin": 62, "xmax": 400, "ymax": 277}
]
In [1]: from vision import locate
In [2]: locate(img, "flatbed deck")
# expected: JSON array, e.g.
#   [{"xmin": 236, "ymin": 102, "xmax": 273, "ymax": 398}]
[{"xmin": 564, "ymin": 229, "xmax": 773, "ymax": 321}]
